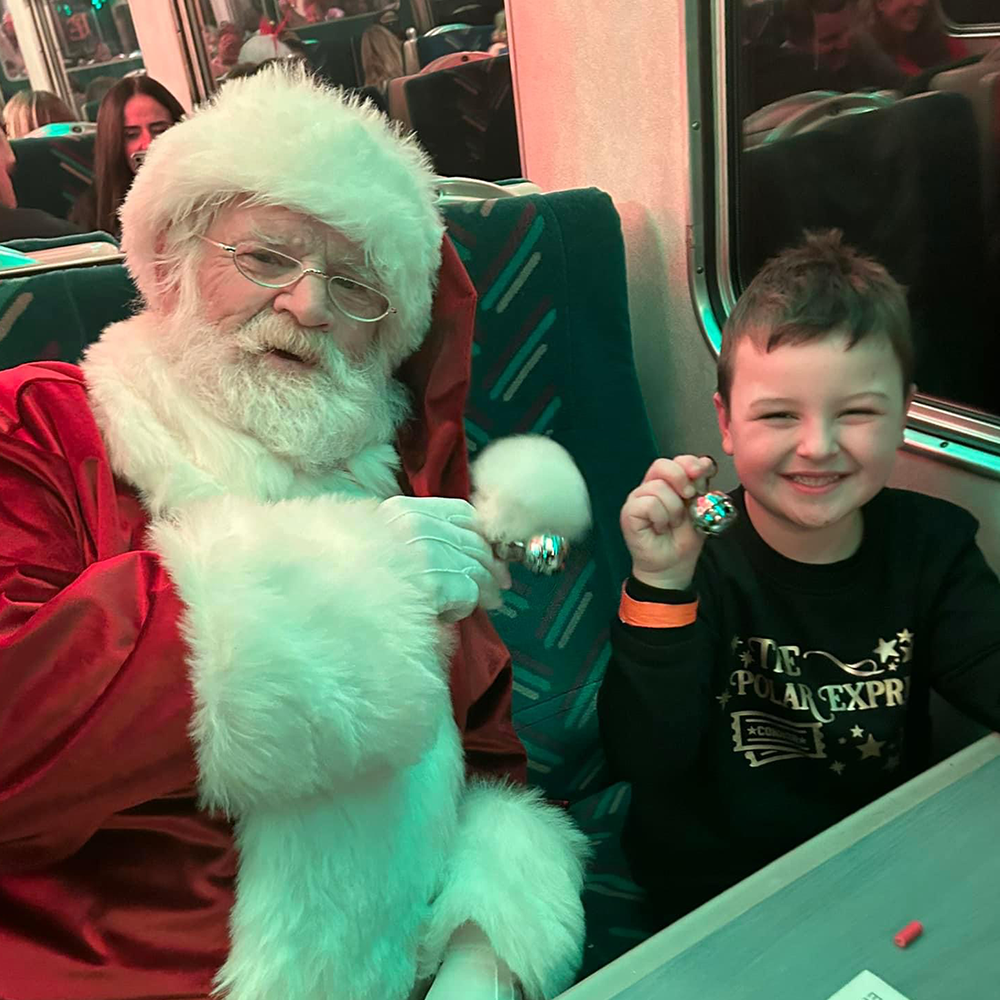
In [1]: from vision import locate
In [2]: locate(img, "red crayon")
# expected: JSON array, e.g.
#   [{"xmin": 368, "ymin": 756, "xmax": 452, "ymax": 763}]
[{"xmin": 894, "ymin": 920, "xmax": 923, "ymax": 948}]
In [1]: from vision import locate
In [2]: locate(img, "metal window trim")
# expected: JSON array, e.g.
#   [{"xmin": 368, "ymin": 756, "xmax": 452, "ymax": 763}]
[
  {"xmin": 24, "ymin": 0, "xmax": 75, "ymax": 107},
  {"xmin": 685, "ymin": 0, "xmax": 1000, "ymax": 484}
]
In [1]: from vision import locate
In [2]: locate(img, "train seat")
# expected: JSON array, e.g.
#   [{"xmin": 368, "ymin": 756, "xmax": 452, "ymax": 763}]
[
  {"xmin": 10, "ymin": 132, "xmax": 95, "ymax": 222},
  {"xmin": 0, "ymin": 234, "xmax": 132, "ymax": 371},
  {"xmin": 442, "ymin": 189, "xmax": 658, "ymax": 977},
  {"xmin": 928, "ymin": 49, "xmax": 1000, "ymax": 221},
  {"xmin": 386, "ymin": 53, "xmax": 520, "ymax": 180},
  {"xmin": 403, "ymin": 22, "xmax": 494, "ymax": 72}
]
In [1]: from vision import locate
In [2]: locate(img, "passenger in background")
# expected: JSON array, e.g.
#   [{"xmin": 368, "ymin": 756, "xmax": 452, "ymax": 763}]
[
  {"xmin": 865, "ymin": 0, "xmax": 967, "ymax": 75},
  {"xmin": 601, "ymin": 231, "xmax": 1000, "ymax": 933},
  {"xmin": 0, "ymin": 11, "xmax": 25, "ymax": 79},
  {"xmin": 70, "ymin": 76, "xmax": 184, "ymax": 239},
  {"xmin": 84, "ymin": 75, "xmax": 118, "ymax": 109},
  {"xmin": 0, "ymin": 123, "xmax": 83, "ymax": 240},
  {"xmin": 361, "ymin": 21, "xmax": 405, "ymax": 89},
  {"xmin": 2, "ymin": 89, "xmax": 76, "ymax": 139},
  {"xmin": 238, "ymin": 23, "xmax": 307, "ymax": 64},
  {"xmin": 488, "ymin": 11, "xmax": 509, "ymax": 57},
  {"xmin": 747, "ymin": 0, "xmax": 904, "ymax": 112},
  {"xmin": 210, "ymin": 21, "xmax": 244, "ymax": 79}
]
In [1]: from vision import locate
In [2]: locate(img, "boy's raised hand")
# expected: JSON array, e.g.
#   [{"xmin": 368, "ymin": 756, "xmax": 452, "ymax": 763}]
[{"xmin": 620, "ymin": 455, "xmax": 717, "ymax": 590}]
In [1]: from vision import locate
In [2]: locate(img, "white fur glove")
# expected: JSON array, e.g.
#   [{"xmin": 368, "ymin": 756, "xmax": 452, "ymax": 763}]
[
  {"xmin": 425, "ymin": 924, "xmax": 522, "ymax": 1000},
  {"xmin": 380, "ymin": 496, "xmax": 511, "ymax": 622}
]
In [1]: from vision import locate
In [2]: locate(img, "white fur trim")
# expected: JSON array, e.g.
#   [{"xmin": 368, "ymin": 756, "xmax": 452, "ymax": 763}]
[
  {"xmin": 217, "ymin": 720, "xmax": 465, "ymax": 1000},
  {"xmin": 149, "ymin": 493, "xmax": 450, "ymax": 814},
  {"xmin": 82, "ymin": 315, "xmax": 402, "ymax": 515},
  {"xmin": 471, "ymin": 435, "xmax": 592, "ymax": 544},
  {"xmin": 418, "ymin": 782, "xmax": 591, "ymax": 1000},
  {"xmin": 120, "ymin": 63, "xmax": 444, "ymax": 358}
]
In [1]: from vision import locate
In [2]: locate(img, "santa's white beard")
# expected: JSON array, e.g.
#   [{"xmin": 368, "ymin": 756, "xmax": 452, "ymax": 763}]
[{"xmin": 157, "ymin": 300, "xmax": 410, "ymax": 476}]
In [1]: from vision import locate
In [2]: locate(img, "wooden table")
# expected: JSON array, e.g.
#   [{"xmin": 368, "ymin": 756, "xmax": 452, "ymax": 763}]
[{"xmin": 559, "ymin": 734, "xmax": 1000, "ymax": 1000}]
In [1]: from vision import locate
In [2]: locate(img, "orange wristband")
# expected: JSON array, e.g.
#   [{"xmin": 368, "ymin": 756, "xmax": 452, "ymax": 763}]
[{"xmin": 619, "ymin": 583, "xmax": 698, "ymax": 628}]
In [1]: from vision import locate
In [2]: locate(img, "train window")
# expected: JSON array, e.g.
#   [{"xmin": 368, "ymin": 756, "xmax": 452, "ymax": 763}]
[
  {"xmin": 941, "ymin": 0, "xmax": 1000, "ymax": 25},
  {"xmin": 712, "ymin": 0, "xmax": 1000, "ymax": 425}
]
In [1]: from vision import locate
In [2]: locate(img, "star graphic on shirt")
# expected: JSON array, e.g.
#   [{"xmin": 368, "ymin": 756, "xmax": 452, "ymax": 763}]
[
  {"xmin": 838, "ymin": 737, "xmax": 847, "ymax": 745},
  {"xmin": 902, "ymin": 645, "xmax": 913, "ymax": 663},
  {"xmin": 850, "ymin": 725, "xmax": 864, "ymax": 739},
  {"xmin": 731, "ymin": 635, "xmax": 741, "ymax": 652},
  {"xmin": 897, "ymin": 629, "xmax": 913, "ymax": 644},
  {"xmin": 857, "ymin": 734, "xmax": 886, "ymax": 760},
  {"xmin": 739, "ymin": 650, "xmax": 753, "ymax": 667},
  {"xmin": 884, "ymin": 755, "xmax": 901, "ymax": 772},
  {"xmin": 874, "ymin": 637, "xmax": 898, "ymax": 664},
  {"xmin": 830, "ymin": 761, "xmax": 846, "ymax": 775},
  {"xmin": 887, "ymin": 661, "xmax": 898, "ymax": 671},
  {"xmin": 716, "ymin": 691, "xmax": 732, "ymax": 708}
]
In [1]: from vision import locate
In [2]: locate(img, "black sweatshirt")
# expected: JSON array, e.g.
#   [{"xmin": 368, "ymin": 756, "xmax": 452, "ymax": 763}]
[{"xmin": 599, "ymin": 486, "xmax": 1000, "ymax": 924}]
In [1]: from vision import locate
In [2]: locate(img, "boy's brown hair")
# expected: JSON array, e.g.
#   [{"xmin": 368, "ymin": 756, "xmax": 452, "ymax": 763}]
[{"xmin": 718, "ymin": 230, "xmax": 914, "ymax": 407}]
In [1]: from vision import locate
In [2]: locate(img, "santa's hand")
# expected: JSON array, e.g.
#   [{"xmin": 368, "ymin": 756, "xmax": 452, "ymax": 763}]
[
  {"xmin": 424, "ymin": 924, "xmax": 522, "ymax": 1000},
  {"xmin": 380, "ymin": 496, "xmax": 512, "ymax": 622}
]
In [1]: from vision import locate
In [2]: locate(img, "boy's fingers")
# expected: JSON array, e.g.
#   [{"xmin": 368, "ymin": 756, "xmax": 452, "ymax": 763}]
[
  {"xmin": 629, "ymin": 481, "xmax": 687, "ymax": 531},
  {"xmin": 641, "ymin": 457, "xmax": 700, "ymax": 500},
  {"xmin": 675, "ymin": 454, "xmax": 718, "ymax": 494},
  {"xmin": 623, "ymin": 495, "xmax": 670, "ymax": 535}
]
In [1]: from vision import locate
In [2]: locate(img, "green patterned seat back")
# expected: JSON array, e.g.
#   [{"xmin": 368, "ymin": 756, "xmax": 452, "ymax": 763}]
[
  {"xmin": 442, "ymin": 190, "xmax": 658, "ymax": 803},
  {"xmin": 0, "ymin": 235, "xmax": 134, "ymax": 370},
  {"xmin": 11, "ymin": 133, "xmax": 96, "ymax": 221}
]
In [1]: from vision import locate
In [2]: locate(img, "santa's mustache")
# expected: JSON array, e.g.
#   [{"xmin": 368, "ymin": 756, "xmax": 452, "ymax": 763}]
[{"xmin": 231, "ymin": 312, "xmax": 387, "ymax": 378}]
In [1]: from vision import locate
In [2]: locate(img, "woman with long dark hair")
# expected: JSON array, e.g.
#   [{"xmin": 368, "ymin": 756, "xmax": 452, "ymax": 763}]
[{"xmin": 71, "ymin": 76, "xmax": 184, "ymax": 237}]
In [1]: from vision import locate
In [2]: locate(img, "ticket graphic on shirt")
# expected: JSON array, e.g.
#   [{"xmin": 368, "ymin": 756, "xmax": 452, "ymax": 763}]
[{"xmin": 730, "ymin": 710, "xmax": 826, "ymax": 767}]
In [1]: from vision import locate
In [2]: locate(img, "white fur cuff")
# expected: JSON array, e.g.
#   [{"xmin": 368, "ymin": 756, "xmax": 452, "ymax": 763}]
[
  {"xmin": 419, "ymin": 782, "xmax": 591, "ymax": 1000},
  {"xmin": 150, "ymin": 494, "xmax": 449, "ymax": 815}
]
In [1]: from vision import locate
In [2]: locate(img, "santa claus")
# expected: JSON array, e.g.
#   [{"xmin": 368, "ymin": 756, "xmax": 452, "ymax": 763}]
[{"xmin": 0, "ymin": 65, "xmax": 589, "ymax": 1000}]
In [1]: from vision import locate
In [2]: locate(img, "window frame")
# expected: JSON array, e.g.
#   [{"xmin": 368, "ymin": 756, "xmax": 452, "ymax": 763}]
[
  {"xmin": 939, "ymin": 0, "xmax": 1000, "ymax": 31},
  {"xmin": 685, "ymin": 0, "xmax": 1000, "ymax": 481}
]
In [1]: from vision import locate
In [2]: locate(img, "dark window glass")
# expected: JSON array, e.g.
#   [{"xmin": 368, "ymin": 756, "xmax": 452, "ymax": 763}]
[
  {"xmin": 941, "ymin": 1, "xmax": 1000, "ymax": 25},
  {"xmin": 733, "ymin": 0, "xmax": 1000, "ymax": 417}
]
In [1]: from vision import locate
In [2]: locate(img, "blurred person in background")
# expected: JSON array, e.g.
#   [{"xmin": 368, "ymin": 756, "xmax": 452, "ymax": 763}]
[
  {"xmin": 747, "ymin": 0, "xmax": 904, "ymax": 112},
  {"xmin": 0, "ymin": 11, "xmax": 25, "ymax": 78},
  {"xmin": 865, "ymin": 0, "xmax": 967, "ymax": 75},
  {"xmin": 488, "ymin": 11, "xmax": 508, "ymax": 56},
  {"xmin": 361, "ymin": 21, "xmax": 404, "ymax": 89},
  {"xmin": 211, "ymin": 22, "xmax": 245, "ymax": 79},
  {"xmin": 70, "ymin": 76, "xmax": 184, "ymax": 238},
  {"xmin": 0, "ymin": 122, "xmax": 83, "ymax": 239},
  {"xmin": 3, "ymin": 89, "xmax": 76, "ymax": 139}
]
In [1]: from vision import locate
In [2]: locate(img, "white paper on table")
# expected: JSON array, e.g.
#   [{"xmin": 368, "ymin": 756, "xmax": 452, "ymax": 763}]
[{"xmin": 825, "ymin": 970, "xmax": 914, "ymax": 1000}]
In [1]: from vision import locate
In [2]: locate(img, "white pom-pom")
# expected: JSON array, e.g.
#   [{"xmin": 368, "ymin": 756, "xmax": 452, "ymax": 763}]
[{"xmin": 470, "ymin": 435, "xmax": 591, "ymax": 544}]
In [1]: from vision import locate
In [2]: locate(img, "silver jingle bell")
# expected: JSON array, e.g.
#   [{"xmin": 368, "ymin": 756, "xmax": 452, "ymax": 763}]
[
  {"xmin": 689, "ymin": 489, "xmax": 738, "ymax": 537},
  {"xmin": 492, "ymin": 534, "xmax": 568, "ymax": 575}
]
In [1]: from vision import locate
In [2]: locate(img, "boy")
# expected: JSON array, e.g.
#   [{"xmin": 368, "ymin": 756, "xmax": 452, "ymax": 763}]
[{"xmin": 599, "ymin": 230, "xmax": 1000, "ymax": 929}]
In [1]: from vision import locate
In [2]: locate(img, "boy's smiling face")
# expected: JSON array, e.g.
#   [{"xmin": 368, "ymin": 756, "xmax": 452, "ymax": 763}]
[{"xmin": 714, "ymin": 330, "xmax": 914, "ymax": 562}]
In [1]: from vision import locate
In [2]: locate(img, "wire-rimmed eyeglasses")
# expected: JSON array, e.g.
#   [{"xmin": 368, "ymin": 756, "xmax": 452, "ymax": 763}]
[{"xmin": 199, "ymin": 236, "xmax": 396, "ymax": 323}]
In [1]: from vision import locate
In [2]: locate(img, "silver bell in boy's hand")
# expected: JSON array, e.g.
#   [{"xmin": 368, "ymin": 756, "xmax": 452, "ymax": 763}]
[{"xmin": 688, "ymin": 456, "xmax": 738, "ymax": 537}]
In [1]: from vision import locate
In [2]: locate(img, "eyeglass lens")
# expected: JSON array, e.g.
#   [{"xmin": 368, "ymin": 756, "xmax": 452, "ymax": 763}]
[{"xmin": 232, "ymin": 242, "xmax": 390, "ymax": 321}]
